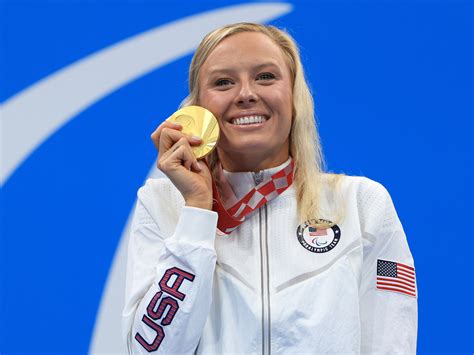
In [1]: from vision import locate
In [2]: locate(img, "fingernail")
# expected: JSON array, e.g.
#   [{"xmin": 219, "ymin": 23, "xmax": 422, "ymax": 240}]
[
  {"xmin": 194, "ymin": 161, "xmax": 202, "ymax": 171},
  {"xmin": 191, "ymin": 135, "xmax": 202, "ymax": 141}
]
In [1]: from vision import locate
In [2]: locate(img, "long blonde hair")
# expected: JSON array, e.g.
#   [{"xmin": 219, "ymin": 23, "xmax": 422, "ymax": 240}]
[{"xmin": 181, "ymin": 23, "xmax": 341, "ymax": 225}]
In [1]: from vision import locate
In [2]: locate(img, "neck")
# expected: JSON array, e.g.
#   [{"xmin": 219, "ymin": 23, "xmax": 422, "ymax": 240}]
[{"xmin": 217, "ymin": 148, "xmax": 290, "ymax": 172}]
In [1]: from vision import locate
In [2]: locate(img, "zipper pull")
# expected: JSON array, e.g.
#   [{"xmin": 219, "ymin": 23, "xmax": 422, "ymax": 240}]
[{"xmin": 253, "ymin": 171, "xmax": 264, "ymax": 186}]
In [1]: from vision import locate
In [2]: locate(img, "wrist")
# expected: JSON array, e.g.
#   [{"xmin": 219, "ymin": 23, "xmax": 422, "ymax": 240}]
[{"xmin": 185, "ymin": 196, "xmax": 212, "ymax": 210}]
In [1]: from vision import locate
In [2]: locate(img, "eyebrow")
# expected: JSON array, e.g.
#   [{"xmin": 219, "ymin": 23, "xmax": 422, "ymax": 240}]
[{"xmin": 206, "ymin": 62, "xmax": 282, "ymax": 76}]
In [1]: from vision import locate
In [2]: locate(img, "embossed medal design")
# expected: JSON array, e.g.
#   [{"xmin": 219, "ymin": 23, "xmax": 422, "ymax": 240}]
[{"xmin": 167, "ymin": 106, "xmax": 220, "ymax": 159}]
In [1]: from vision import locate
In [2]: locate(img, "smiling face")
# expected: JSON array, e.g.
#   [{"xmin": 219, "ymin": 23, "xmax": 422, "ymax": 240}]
[{"xmin": 198, "ymin": 31, "xmax": 293, "ymax": 172}]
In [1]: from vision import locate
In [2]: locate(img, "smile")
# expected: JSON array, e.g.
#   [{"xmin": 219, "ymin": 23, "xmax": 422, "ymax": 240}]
[{"xmin": 231, "ymin": 115, "xmax": 268, "ymax": 126}]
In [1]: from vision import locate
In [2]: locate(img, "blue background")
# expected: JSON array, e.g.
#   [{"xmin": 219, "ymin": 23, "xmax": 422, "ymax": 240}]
[{"xmin": 1, "ymin": 0, "xmax": 472, "ymax": 353}]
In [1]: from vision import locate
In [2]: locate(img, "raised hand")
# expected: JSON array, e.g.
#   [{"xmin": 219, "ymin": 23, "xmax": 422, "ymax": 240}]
[{"xmin": 151, "ymin": 121, "xmax": 213, "ymax": 210}]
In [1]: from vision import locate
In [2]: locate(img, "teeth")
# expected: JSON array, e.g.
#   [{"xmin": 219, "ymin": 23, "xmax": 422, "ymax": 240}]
[{"xmin": 232, "ymin": 115, "xmax": 267, "ymax": 125}]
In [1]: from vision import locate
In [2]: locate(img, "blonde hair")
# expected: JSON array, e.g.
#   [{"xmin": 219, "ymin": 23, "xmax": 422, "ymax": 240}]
[{"xmin": 181, "ymin": 23, "xmax": 341, "ymax": 226}]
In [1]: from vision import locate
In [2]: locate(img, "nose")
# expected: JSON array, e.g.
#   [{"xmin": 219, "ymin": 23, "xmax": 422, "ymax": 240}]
[{"xmin": 236, "ymin": 80, "xmax": 258, "ymax": 106}]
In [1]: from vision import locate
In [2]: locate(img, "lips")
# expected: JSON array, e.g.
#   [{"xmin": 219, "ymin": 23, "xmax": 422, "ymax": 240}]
[{"xmin": 231, "ymin": 115, "xmax": 268, "ymax": 125}]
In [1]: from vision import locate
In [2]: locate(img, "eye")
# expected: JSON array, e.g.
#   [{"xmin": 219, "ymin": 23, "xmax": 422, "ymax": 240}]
[
  {"xmin": 215, "ymin": 78, "xmax": 233, "ymax": 87},
  {"xmin": 256, "ymin": 72, "xmax": 276, "ymax": 81}
]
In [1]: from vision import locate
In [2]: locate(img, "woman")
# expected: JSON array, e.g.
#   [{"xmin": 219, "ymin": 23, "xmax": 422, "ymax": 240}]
[{"xmin": 123, "ymin": 23, "xmax": 417, "ymax": 354}]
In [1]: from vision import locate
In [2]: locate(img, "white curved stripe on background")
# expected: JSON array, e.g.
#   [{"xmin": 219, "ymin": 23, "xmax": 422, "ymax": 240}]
[
  {"xmin": 87, "ymin": 4, "xmax": 293, "ymax": 354},
  {"xmin": 0, "ymin": 2, "xmax": 292, "ymax": 186}
]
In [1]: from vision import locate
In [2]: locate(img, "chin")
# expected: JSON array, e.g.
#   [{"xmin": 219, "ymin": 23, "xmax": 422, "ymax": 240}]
[{"xmin": 231, "ymin": 141, "xmax": 269, "ymax": 153}]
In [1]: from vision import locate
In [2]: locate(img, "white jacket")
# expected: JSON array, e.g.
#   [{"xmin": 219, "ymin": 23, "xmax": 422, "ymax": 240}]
[{"xmin": 123, "ymin": 161, "xmax": 417, "ymax": 354}]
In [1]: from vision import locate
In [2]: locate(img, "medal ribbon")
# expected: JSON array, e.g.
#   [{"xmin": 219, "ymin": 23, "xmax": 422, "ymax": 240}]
[{"xmin": 211, "ymin": 160, "xmax": 295, "ymax": 235}]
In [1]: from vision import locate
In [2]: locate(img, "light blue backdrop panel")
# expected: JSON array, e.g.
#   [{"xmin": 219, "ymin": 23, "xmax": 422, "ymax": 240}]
[{"xmin": 1, "ymin": 0, "xmax": 472, "ymax": 353}]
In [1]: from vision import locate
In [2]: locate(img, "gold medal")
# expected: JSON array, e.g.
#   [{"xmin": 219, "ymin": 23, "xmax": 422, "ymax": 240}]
[{"xmin": 166, "ymin": 106, "xmax": 220, "ymax": 159}]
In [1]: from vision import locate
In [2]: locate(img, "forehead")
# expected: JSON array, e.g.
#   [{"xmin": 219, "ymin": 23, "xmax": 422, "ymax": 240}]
[{"xmin": 201, "ymin": 32, "xmax": 289, "ymax": 73}]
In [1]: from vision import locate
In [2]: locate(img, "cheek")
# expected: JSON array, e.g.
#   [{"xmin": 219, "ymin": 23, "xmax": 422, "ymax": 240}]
[
  {"xmin": 279, "ymin": 90, "xmax": 293, "ymax": 135},
  {"xmin": 198, "ymin": 92, "xmax": 228, "ymax": 136},
  {"xmin": 270, "ymin": 83, "xmax": 292, "ymax": 110},
  {"xmin": 284, "ymin": 89, "xmax": 293, "ymax": 115},
  {"xmin": 198, "ymin": 91, "xmax": 225, "ymax": 115},
  {"xmin": 273, "ymin": 89, "xmax": 293, "ymax": 122},
  {"xmin": 196, "ymin": 90, "xmax": 207, "ymax": 108}
]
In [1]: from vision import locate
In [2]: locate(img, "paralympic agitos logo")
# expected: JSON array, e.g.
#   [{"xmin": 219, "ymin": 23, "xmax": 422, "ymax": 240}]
[{"xmin": 296, "ymin": 219, "xmax": 341, "ymax": 253}]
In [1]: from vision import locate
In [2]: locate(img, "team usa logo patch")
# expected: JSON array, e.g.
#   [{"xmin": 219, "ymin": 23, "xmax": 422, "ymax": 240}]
[{"xmin": 296, "ymin": 219, "xmax": 341, "ymax": 253}]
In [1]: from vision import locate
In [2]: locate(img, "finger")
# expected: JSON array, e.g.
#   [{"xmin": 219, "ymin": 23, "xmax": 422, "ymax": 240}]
[
  {"xmin": 192, "ymin": 160, "xmax": 203, "ymax": 172},
  {"xmin": 158, "ymin": 128, "xmax": 188, "ymax": 156},
  {"xmin": 158, "ymin": 129, "xmax": 205, "ymax": 162},
  {"xmin": 161, "ymin": 137, "xmax": 197, "ymax": 165},
  {"xmin": 151, "ymin": 121, "xmax": 182, "ymax": 150},
  {"xmin": 175, "ymin": 140, "xmax": 203, "ymax": 172},
  {"xmin": 188, "ymin": 135, "xmax": 203, "ymax": 146},
  {"xmin": 167, "ymin": 138, "xmax": 198, "ymax": 171}
]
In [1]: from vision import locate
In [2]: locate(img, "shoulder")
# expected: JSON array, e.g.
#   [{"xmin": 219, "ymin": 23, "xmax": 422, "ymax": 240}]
[
  {"xmin": 348, "ymin": 176, "xmax": 401, "ymax": 236},
  {"xmin": 320, "ymin": 174, "xmax": 399, "ymax": 233},
  {"xmin": 320, "ymin": 173, "xmax": 391, "ymax": 204}
]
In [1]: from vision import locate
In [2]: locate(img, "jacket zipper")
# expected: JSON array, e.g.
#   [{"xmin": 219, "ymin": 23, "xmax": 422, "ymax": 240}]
[
  {"xmin": 254, "ymin": 171, "xmax": 270, "ymax": 354},
  {"xmin": 259, "ymin": 204, "xmax": 271, "ymax": 355}
]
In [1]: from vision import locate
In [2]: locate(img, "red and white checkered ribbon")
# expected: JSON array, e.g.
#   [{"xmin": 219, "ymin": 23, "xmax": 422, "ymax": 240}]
[{"xmin": 212, "ymin": 160, "xmax": 295, "ymax": 235}]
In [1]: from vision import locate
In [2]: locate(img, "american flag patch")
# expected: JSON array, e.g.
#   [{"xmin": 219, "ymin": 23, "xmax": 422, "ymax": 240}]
[{"xmin": 376, "ymin": 259, "xmax": 417, "ymax": 297}]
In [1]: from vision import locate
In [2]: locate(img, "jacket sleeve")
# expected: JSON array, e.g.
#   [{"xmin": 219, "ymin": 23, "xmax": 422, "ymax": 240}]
[
  {"xmin": 122, "ymin": 179, "xmax": 218, "ymax": 354},
  {"xmin": 358, "ymin": 179, "xmax": 418, "ymax": 354}
]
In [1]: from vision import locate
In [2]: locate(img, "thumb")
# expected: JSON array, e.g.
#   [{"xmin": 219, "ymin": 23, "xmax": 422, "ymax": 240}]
[{"xmin": 194, "ymin": 161, "xmax": 212, "ymax": 179}]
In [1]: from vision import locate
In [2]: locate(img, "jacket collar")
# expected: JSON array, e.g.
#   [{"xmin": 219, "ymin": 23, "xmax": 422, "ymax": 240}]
[{"xmin": 222, "ymin": 158, "xmax": 293, "ymax": 202}]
